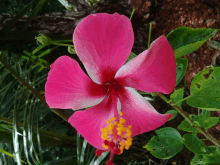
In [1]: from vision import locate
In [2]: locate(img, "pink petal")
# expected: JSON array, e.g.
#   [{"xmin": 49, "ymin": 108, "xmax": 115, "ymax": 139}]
[
  {"xmin": 115, "ymin": 36, "xmax": 176, "ymax": 94},
  {"xmin": 117, "ymin": 87, "xmax": 172, "ymax": 137},
  {"xmin": 45, "ymin": 56, "xmax": 107, "ymax": 110},
  {"xmin": 68, "ymin": 90, "xmax": 118, "ymax": 149},
  {"xmin": 73, "ymin": 13, "xmax": 134, "ymax": 84}
]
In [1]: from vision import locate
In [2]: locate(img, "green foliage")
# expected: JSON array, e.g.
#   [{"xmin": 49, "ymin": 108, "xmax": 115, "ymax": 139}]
[
  {"xmin": 176, "ymin": 58, "xmax": 188, "ymax": 86},
  {"xmin": 0, "ymin": 147, "xmax": 26, "ymax": 163},
  {"xmin": 167, "ymin": 27, "xmax": 218, "ymax": 58},
  {"xmin": 0, "ymin": 0, "xmax": 64, "ymax": 15},
  {"xmin": 165, "ymin": 110, "xmax": 177, "ymax": 121},
  {"xmin": 178, "ymin": 110, "xmax": 219, "ymax": 133},
  {"xmin": 191, "ymin": 147, "xmax": 220, "ymax": 165},
  {"xmin": 143, "ymin": 127, "xmax": 183, "ymax": 159},
  {"xmin": 0, "ymin": 52, "xmax": 76, "ymax": 164},
  {"xmin": 187, "ymin": 67, "xmax": 220, "ymax": 110},
  {"xmin": 170, "ymin": 88, "xmax": 184, "ymax": 107},
  {"xmin": 183, "ymin": 134, "xmax": 214, "ymax": 155}
]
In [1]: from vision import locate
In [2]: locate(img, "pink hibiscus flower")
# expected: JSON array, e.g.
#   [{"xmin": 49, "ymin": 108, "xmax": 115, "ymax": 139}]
[{"xmin": 45, "ymin": 13, "xmax": 176, "ymax": 164}]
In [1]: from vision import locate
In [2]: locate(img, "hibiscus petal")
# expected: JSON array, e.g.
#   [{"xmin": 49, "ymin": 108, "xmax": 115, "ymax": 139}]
[
  {"xmin": 68, "ymin": 90, "xmax": 119, "ymax": 149},
  {"xmin": 45, "ymin": 56, "xmax": 107, "ymax": 110},
  {"xmin": 117, "ymin": 87, "xmax": 172, "ymax": 137},
  {"xmin": 115, "ymin": 36, "xmax": 176, "ymax": 94},
  {"xmin": 73, "ymin": 13, "xmax": 134, "ymax": 85}
]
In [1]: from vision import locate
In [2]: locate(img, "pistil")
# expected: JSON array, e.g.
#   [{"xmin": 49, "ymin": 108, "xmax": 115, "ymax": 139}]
[{"xmin": 96, "ymin": 112, "xmax": 133, "ymax": 164}]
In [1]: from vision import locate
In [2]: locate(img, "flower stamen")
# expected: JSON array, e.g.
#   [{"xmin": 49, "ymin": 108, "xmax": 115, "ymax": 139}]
[{"xmin": 96, "ymin": 112, "xmax": 133, "ymax": 164}]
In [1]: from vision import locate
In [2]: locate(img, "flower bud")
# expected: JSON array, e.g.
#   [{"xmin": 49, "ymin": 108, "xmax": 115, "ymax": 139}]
[{"xmin": 36, "ymin": 33, "xmax": 52, "ymax": 46}]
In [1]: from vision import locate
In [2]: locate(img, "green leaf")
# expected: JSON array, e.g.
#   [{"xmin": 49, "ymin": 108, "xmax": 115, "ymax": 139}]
[
  {"xmin": 126, "ymin": 52, "xmax": 136, "ymax": 63},
  {"xmin": 170, "ymin": 88, "xmax": 184, "ymax": 107},
  {"xmin": 77, "ymin": 133, "xmax": 81, "ymax": 165},
  {"xmin": 38, "ymin": 46, "xmax": 59, "ymax": 58},
  {"xmin": 165, "ymin": 110, "xmax": 177, "ymax": 121},
  {"xmin": 183, "ymin": 134, "xmax": 208, "ymax": 154},
  {"xmin": 203, "ymin": 117, "xmax": 219, "ymax": 131},
  {"xmin": 32, "ymin": 45, "xmax": 45, "ymax": 55},
  {"xmin": 190, "ymin": 147, "xmax": 220, "ymax": 165},
  {"xmin": 176, "ymin": 58, "xmax": 188, "ymax": 86},
  {"xmin": 143, "ymin": 127, "xmax": 183, "ymax": 159},
  {"xmin": 167, "ymin": 27, "xmax": 218, "ymax": 58},
  {"xmin": 187, "ymin": 67, "xmax": 220, "ymax": 110},
  {"xmin": 0, "ymin": 147, "xmax": 26, "ymax": 163},
  {"xmin": 178, "ymin": 110, "xmax": 218, "ymax": 132},
  {"xmin": 178, "ymin": 119, "xmax": 194, "ymax": 133},
  {"xmin": 79, "ymin": 139, "xmax": 87, "ymax": 165}
]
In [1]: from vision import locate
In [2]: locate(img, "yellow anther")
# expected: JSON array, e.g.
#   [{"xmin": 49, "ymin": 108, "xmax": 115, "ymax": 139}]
[
  {"xmin": 126, "ymin": 130, "xmax": 132, "ymax": 137},
  {"xmin": 107, "ymin": 125, "xmax": 112, "ymax": 130},
  {"xmin": 117, "ymin": 131, "xmax": 122, "ymax": 136},
  {"xmin": 101, "ymin": 134, "xmax": 108, "ymax": 140},
  {"xmin": 102, "ymin": 144, "xmax": 109, "ymax": 149},
  {"xmin": 125, "ymin": 146, "xmax": 130, "ymax": 150},
  {"xmin": 127, "ymin": 137, "xmax": 132, "ymax": 142},
  {"xmin": 106, "ymin": 117, "xmax": 116, "ymax": 124},
  {"xmin": 119, "ymin": 118, "xmax": 126, "ymax": 124},
  {"xmin": 101, "ymin": 114, "xmax": 133, "ymax": 154}
]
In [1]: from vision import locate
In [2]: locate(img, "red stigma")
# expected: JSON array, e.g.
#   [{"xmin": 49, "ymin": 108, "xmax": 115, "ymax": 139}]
[
  {"xmin": 107, "ymin": 160, "xmax": 113, "ymax": 165},
  {"xmin": 104, "ymin": 140, "xmax": 109, "ymax": 145},
  {"xmin": 109, "ymin": 141, "xmax": 116, "ymax": 148},
  {"xmin": 95, "ymin": 150, "xmax": 103, "ymax": 157},
  {"xmin": 114, "ymin": 148, "xmax": 121, "ymax": 155}
]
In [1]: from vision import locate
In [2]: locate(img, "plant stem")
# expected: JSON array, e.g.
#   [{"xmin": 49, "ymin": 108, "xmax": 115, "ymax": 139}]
[
  {"xmin": 52, "ymin": 42, "xmax": 74, "ymax": 47},
  {"xmin": 53, "ymin": 40, "xmax": 73, "ymax": 43},
  {"xmin": 130, "ymin": 8, "xmax": 135, "ymax": 21},
  {"xmin": 0, "ymin": 55, "xmax": 69, "ymax": 122},
  {"xmin": 148, "ymin": 23, "xmax": 152, "ymax": 49},
  {"xmin": 156, "ymin": 92, "xmax": 220, "ymax": 148}
]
